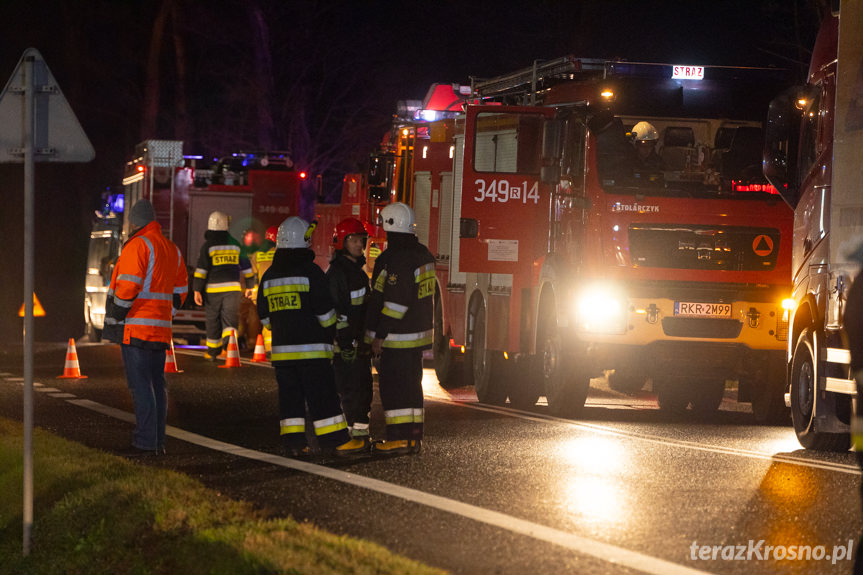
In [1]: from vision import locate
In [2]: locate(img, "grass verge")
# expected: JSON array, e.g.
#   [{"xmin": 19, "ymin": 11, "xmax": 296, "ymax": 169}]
[{"xmin": 0, "ymin": 418, "xmax": 447, "ymax": 575}]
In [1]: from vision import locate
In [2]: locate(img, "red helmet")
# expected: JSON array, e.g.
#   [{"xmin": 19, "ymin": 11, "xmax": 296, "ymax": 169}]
[
  {"xmin": 333, "ymin": 218, "xmax": 367, "ymax": 250},
  {"xmin": 265, "ymin": 226, "xmax": 278, "ymax": 243}
]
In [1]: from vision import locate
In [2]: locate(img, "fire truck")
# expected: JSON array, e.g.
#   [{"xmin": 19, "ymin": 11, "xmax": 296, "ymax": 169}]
[
  {"xmin": 84, "ymin": 139, "xmax": 307, "ymax": 343},
  {"xmin": 369, "ymin": 61, "xmax": 795, "ymax": 420},
  {"xmin": 763, "ymin": 2, "xmax": 863, "ymax": 450}
]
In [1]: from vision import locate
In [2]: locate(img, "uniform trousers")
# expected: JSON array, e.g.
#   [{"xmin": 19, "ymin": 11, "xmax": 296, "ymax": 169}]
[
  {"xmin": 204, "ymin": 291, "xmax": 240, "ymax": 355},
  {"xmin": 275, "ymin": 359, "xmax": 350, "ymax": 450},
  {"xmin": 378, "ymin": 348, "xmax": 424, "ymax": 441},
  {"xmin": 334, "ymin": 353, "xmax": 373, "ymax": 432}
]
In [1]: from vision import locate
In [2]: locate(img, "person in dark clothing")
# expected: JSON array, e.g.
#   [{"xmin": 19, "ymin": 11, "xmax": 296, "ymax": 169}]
[
  {"xmin": 193, "ymin": 211, "xmax": 255, "ymax": 360},
  {"xmin": 365, "ymin": 203, "xmax": 435, "ymax": 456},
  {"xmin": 326, "ymin": 218, "xmax": 373, "ymax": 447},
  {"xmin": 845, "ymin": 243, "xmax": 863, "ymax": 391},
  {"xmin": 257, "ymin": 216, "xmax": 366, "ymax": 458}
]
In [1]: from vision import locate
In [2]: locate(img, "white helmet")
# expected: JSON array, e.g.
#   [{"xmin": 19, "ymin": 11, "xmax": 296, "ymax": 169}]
[
  {"xmin": 277, "ymin": 216, "xmax": 310, "ymax": 248},
  {"xmin": 631, "ymin": 121, "xmax": 659, "ymax": 142},
  {"xmin": 380, "ymin": 202, "xmax": 416, "ymax": 234},
  {"xmin": 207, "ymin": 211, "xmax": 229, "ymax": 231}
]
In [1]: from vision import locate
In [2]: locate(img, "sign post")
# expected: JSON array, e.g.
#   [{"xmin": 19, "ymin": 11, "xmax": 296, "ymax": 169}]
[{"xmin": 0, "ymin": 48, "xmax": 94, "ymax": 557}]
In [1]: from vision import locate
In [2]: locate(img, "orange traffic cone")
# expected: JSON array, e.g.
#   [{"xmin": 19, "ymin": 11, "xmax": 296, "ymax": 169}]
[
  {"xmin": 218, "ymin": 330, "xmax": 242, "ymax": 368},
  {"xmin": 57, "ymin": 338, "xmax": 88, "ymax": 379},
  {"xmin": 164, "ymin": 340, "xmax": 183, "ymax": 373},
  {"xmin": 250, "ymin": 333, "xmax": 267, "ymax": 362}
]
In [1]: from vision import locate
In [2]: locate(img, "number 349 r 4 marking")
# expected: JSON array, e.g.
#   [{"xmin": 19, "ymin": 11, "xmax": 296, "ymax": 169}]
[{"xmin": 474, "ymin": 179, "xmax": 540, "ymax": 204}]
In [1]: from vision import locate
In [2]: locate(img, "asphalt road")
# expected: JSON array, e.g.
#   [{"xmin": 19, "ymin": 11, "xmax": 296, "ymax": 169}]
[{"xmin": 1, "ymin": 341, "xmax": 861, "ymax": 575}]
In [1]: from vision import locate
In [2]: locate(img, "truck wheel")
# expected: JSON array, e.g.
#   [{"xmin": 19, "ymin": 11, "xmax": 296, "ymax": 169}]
[
  {"xmin": 751, "ymin": 353, "xmax": 789, "ymax": 424},
  {"xmin": 656, "ymin": 380, "xmax": 689, "ymax": 414},
  {"xmin": 790, "ymin": 329, "xmax": 850, "ymax": 451},
  {"xmin": 535, "ymin": 312, "xmax": 589, "ymax": 417},
  {"xmin": 433, "ymin": 293, "xmax": 465, "ymax": 390},
  {"xmin": 507, "ymin": 355, "xmax": 540, "ymax": 409},
  {"xmin": 470, "ymin": 301, "xmax": 507, "ymax": 405},
  {"xmin": 689, "ymin": 379, "xmax": 725, "ymax": 415}
]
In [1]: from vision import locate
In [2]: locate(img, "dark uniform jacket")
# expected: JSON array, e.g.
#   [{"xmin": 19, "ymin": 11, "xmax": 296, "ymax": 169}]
[
  {"xmin": 257, "ymin": 248, "xmax": 337, "ymax": 364},
  {"xmin": 193, "ymin": 230, "xmax": 254, "ymax": 295},
  {"xmin": 365, "ymin": 232, "xmax": 435, "ymax": 350},
  {"xmin": 845, "ymin": 270, "xmax": 863, "ymax": 372},
  {"xmin": 326, "ymin": 252, "xmax": 369, "ymax": 349}
]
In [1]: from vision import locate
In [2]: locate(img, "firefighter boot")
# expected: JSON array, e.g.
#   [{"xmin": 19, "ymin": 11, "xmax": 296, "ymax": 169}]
[
  {"xmin": 334, "ymin": 437, "xmax": 371, "ymax": 458},
  {"xmin": 371, "ymin": 439, "xmax": 411, "ymax": 456}
]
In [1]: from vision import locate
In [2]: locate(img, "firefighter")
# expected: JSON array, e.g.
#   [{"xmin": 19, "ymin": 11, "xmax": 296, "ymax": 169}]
[
  {"xmin": 326, "ymin": 218, "xmax": 373, "ymax": 447},
  {"xmin": 193, "ymin": 211, "xmax": 255, "ymax": 360},
  {"xmin": 103, "ymin": 199, "xmax": 188, "ymax": 455},
  {"xmin": 246, "ymin": 225, "xmax": 278, "ymax": 352},
  {"xmin": 631, "ymin": 121, "xmax": 663, "ymax": 171},
  {"xmin": 238, "ymin": 228, "xmax": 263, "ymax": 349},
  {"xmin": 365, "ymin": 202, "xmax": 435, "ymax": 455},
  {"xmin": 257, "ymin": 216, "xmax": 367, "ymax": 458}
]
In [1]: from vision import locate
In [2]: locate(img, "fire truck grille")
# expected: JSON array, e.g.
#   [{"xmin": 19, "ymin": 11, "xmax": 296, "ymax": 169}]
[
  {"xmin": 628, "ymin": 224, "xmax": 780, "ymax": 271},
  {"xmin": 661, "ymin": 318, "xmax": 743, "ymax": 339}
]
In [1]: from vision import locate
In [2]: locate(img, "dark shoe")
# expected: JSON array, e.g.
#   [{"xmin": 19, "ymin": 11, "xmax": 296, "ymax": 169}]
[
  {"xmin": 409, "ymin": 439, "xmax": 422, "ymax": 454},
  {"xmin": 334, "ymin": 437, "xmax": 371, "ymax": 458},
  {"xmin": 118, "ymin": 445, "xmax": 158, "ymax": 458},
  {"xmin": 204, "ymin": 353, "xmax": 218, "ymax": 362},
  {"xmin": 285, "ymin": 446, "xmax": 312, "ymax": 459},
  {"xmin": 157, "ymin": 445, "xmax": 167, "ymax": 455},
  {"xmin": 371, "ymin": 439, "xmax": 411, "ymax": 456}
]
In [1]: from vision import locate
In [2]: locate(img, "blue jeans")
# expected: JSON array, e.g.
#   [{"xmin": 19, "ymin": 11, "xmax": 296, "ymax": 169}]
[{"xmin": 121, "ymin": 345, "xmax": 167, "ymax": 450}]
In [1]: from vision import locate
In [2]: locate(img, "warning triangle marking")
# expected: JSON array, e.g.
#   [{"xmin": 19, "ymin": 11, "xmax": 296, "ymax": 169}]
[{"xmin": 18, "ymin": 293, "xmax": 46, "ymax": 317}]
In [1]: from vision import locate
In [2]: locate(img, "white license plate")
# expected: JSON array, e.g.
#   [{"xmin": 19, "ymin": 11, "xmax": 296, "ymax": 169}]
[{"xmin": 674, "ymin": 301, "xmax": 732, "ymax": 318}]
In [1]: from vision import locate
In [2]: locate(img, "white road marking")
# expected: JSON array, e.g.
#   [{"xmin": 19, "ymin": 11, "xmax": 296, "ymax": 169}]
[
  {"xmin": 64, "ymin": 397, "xmax": 717, "ymax": 575},
  {"xmin": 34, "ymin": 387, "xmax": 61, "ymax": 393}
]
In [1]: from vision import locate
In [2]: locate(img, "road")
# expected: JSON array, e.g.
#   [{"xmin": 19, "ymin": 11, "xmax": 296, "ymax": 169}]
[{"xmin": 0, "ymin": 341, "xmax": 860, "ymax": 575}]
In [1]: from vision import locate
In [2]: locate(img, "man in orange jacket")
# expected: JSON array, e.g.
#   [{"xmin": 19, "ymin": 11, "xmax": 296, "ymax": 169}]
[{"xmin": 104, "ymin": 199, "xmax": 188, "ymax": 456}]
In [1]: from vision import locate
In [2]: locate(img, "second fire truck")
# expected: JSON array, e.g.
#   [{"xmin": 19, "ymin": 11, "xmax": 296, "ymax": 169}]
[{"xmin": 370, "ymin": 60, "xmax": 795, "ymax": 420}]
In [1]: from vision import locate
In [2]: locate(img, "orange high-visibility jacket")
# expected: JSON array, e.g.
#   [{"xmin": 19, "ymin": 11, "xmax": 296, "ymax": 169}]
[{"xmin": 106, "ymin": 221, "xmax": 188, "ymax": 347}]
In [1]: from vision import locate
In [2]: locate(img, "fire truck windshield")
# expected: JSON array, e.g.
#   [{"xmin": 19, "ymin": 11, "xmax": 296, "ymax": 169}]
[{"xmin": 593, "ymin": 115, "xmax": 772, "ymax": 199}]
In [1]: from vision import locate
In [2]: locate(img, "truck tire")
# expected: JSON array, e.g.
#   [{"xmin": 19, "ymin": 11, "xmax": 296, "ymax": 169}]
[
  {"xmin": 751, "ymin": 353, "xmax": 790, "ymax": 424},
  {"xmin": 86, "ymin": 322, "xmax": 102, "ymax": 343},
  {"xmin": 790, "ymin": 329, "xmax": 850, "ymax": 451},
  {"xmin": 507, "ymin": 355, "xmax": 540, "ymax": 409},
  {"xmin": 534, "ymin": 308, "xmax": 589, "ymax": 417},
  {"xmin": 656, "ymin": 379, "xmax": 690, "ymax": 415},
  {"xmin": 433, "ymin": 293, "xmax": 465, "ymax": 390},
  {"xmin": 469, "ymin": 301, "xmax": 507, "ymax": 405},
  {"xmin": 689, "ymin": 379, "xmax": 725, "ymax": 415}
]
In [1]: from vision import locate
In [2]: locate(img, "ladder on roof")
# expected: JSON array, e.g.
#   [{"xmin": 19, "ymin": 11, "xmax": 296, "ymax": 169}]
[{"xmin": 471, "ymin": 56, "xmax": 608, "ymax": 104}]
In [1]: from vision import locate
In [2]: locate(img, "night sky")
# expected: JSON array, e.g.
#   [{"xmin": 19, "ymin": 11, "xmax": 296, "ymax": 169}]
[{"xmin": 0, "ymin": 0, "xmax": 823, "ymax": 343}]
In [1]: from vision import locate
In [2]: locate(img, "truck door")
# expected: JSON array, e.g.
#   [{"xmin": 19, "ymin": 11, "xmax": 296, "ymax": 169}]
[{"xmin": 459, "ymin": 105, "xmax": 556, "ymax": 274}]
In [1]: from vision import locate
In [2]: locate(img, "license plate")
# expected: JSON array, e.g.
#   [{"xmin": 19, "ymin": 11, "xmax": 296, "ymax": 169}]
[{"xmin": 674, "ymin": 301, "xmax": 732, "ymax": 318}]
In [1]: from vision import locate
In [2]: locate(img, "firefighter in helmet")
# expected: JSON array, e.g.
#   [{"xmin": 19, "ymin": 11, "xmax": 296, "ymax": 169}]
[
  {"xmin": 326, "ymin": 218, "xmax": 373, "ymax": 448},
  {"xmin": 631, "ymin": 121, "xmax": 663, "ymax": 171},
  {"xmin": 246, "ymin": 225, "xmax": 279, "ymax": 352},
  {"xmin": 365, "ymin": 202, "xmax": 435, "ymax": 455},
  {"xmin": 193, "ymin": 211, "xmax": 255, "ymax": 360},
  {"xmin": 257, "ymin": 216, "xmax": 367, "ymax": 458}
]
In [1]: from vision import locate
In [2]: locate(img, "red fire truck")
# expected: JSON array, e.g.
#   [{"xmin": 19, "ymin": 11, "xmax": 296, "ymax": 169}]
[
  {"xmin": 369, "ymin": 61, "xmax": 795, "ymax": 420},
  {"xmin": 84, "ymin": 139, "xmax": 308, "ymax": 343}
]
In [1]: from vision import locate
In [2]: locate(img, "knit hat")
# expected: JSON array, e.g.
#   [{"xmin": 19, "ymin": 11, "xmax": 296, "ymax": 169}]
[{"xmin": 129, "ymin": 199, "xmax": 156, "ymax": 229}]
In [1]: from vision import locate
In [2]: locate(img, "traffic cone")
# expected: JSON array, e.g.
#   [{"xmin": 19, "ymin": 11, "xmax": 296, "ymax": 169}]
[
  {"xmin": 250, "ymin": 333, "xmax": 267, "ymax": 362},
  {"xmin": 164, "ymin": 340, "xmax": 183, "ymax": 373},
  {"xmin": 57, "ymin": 338, "xmax": 88, "ymax": 379},
  {"xmin": 218, "ymin": 330, "xmax": 242, "ymax": 368}
]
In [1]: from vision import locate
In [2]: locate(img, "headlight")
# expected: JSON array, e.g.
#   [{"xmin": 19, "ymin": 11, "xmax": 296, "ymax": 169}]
[{"xmin": 573, "ymin": 285, "xmax": 628, "ymax": 334}]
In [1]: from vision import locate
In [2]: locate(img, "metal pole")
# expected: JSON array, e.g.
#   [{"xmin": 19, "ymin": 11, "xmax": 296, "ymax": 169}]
[{"xmin": 22, "ymin": 53, "xmax": 35, "ymax": 557}]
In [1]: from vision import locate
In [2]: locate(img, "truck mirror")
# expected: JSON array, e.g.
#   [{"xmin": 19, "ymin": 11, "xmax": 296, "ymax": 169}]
[{"xmin": 763, "ymin": 86, "xmax": 805, "ymax": 208}]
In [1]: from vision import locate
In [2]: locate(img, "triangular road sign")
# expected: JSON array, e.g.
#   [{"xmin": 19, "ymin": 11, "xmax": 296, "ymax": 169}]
[
  {"xmin": 18, "ymin": 293, "xmax": 46, "ymax": 317},
  {"xmin": 0, "ymin": 48, "xmax": 94, "ymax": 163}
]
